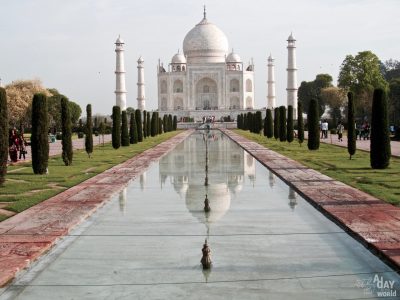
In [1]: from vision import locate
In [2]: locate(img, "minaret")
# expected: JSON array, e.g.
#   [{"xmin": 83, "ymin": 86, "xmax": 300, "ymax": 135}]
[
  {"xmin": 267, "ymin": 54, "xmax": 276, "ymax": 109},
  {"xmin": 137, "ymin": 56, "xmax": 145, "ymax": 111},
  {"xmin": 286, "ymin": 33, "xmax": 298, "ymax": 117},
  {"xmin": 115, "ymin": 35, "xmax": 127, "ymax": 110}
]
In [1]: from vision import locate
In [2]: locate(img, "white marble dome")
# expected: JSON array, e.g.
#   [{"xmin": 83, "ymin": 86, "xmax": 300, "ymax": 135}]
[
  {"xmin": 171, "ymin": 51, "xmax": 186, "ymax": 64},
  {"xmin": 226, "ymin": 51, "xmax": 241, "ymax": 63},
  {"xmin": 183, "ymin": 16, "xmax": 229, "ymax": 63}
]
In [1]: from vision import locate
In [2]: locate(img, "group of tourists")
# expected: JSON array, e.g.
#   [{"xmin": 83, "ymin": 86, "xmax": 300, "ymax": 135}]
[
  {"xmin": 356, "ymin": 121, "xmax": 370, "ymax": 140},
  {"xmin": 8, "ymin": 128, "xmax": 27, "ymax": 163}
]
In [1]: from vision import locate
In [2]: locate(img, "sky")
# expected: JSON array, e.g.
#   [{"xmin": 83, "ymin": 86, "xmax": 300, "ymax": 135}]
[{"xmin": 1, "ymin": 0, "xmax": 399, "ymax": 115}]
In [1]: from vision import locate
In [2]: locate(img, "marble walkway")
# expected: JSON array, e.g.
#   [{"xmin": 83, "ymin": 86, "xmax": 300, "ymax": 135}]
[
  {"xmin": 222, "ymin": 129, "xmax": 400, "ymax": 272},
  {"xmin": 0, "ymin": 130, "xmax": 193, "ymax": 287}
]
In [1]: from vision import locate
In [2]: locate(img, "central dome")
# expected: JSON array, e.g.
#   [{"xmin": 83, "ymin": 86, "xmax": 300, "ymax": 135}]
[{"xmin": 183, "ymin": 16, "xmax": 229, "ymax": 64}]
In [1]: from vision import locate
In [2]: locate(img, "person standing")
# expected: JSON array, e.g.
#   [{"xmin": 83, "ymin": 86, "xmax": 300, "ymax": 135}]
[
  {"xmin": 321, "ymin": 120, "xmax": 329, "ymax": 139},
  {"xmin": 9, "ymin": 128, "xmax": 19, "ymax": 162},
  {"xmin": 336, "ymin": 121, "xmax": 344, "ymax": 142},
  {"xmin": 18, "ymin": 133, "xmax": 27, "ymax": 160}
]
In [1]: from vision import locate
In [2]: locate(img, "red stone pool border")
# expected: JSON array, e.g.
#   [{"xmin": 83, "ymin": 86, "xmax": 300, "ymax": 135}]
[
  {"xmin": 221, "ymin": 129, "xmax": 400, "ymax": 273},
  {"xmin": 0, "ymin": 130, "xmax": 194, "ymax": 287}
]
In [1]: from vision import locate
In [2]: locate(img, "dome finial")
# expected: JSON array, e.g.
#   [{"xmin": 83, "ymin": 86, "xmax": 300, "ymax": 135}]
[{"xmin": 203, "ymin": 5, "xmax": 206, "ymax": 19}]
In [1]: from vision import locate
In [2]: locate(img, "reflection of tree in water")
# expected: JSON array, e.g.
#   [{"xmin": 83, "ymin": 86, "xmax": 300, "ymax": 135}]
[
  {"xmin": 288, "ymin": 187, "xmax": 297, "ymax": 210},
  {"xmin": 269, "ymin": 171, "xmax": 275, "ymax": 188},
  {"xmin": 119, "ymin": 187, "xmax": 127, "ymax": 213}
]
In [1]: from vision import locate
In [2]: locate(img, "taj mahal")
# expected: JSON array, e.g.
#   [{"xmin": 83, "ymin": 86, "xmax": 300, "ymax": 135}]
[{"xmin": 114, "ymin": 8, "xmax": 298, "ymax": 120}]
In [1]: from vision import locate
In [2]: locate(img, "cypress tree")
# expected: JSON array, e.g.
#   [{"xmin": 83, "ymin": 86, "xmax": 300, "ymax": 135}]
[
  {"xmin": 135, "ymin": 109, "xmax": 143, "ymax": 142},
  {"xmin": 266, "ymin": 109, "xmax": 273, "ymax": 138},
  {"xmin": 112, "ymin": 106, "xmax": 121, "ymax": 149},
  {"xmin": 247, "ymin": 112, "xmax": 253, "ymax": 132},
  {"xmin": 142, "ymin": 110, "xmax": 147, "ymax": 138},
  {"xmin": 121, "ymin": 110, "xmax": 130, "ymax": 146},
  {"xmin": 85, "ymin": 104, "xmax": 93, "ymax": 157},
  {"xmin": 307, "ymin": 98, "xmax": 320, "ymax": 150},
  {"xmin": 173, "ymin": 115, "xmax": 177, "ymax": 131},
  {"xmin": 237, "ymin": 114, "xmax": 242, "ymax": 129},
  {"xmin": 150, "ymin": 112, "xmax": 156, "ymax": 137},
  {"xmin": 287, "ymin": 105, "xmax": 294, "ymax": 143},
  {"xmin": 31, "ymin": 93, "xmax": 49, "ymax": 174},
  {"xmin": 243, "ymin": 114, "xmax": 248, "ymax": 130},
  {"xmin": 94, "ymin": 116, "xmax": 98, "ymax": 132},
  {"xmin": 274, "ymin": 107, "xmax": 280, "ymax": 139},
  {"xmin": 147, "ymin": 112, "xmax": 151, "ymax": 136},
  {"xmin": 279, "ymin": 106, "xmax": 287, "ymax": 141},
  {"xmin": 129, "ymin": 112, "xmax": 138, "ymax": 144},
  {"xmin": 61, "ymin": 97, "xmax": 73, "ymax": 165},
  {"xmin": 168, "ymin": 114, "xmax": 173, "ymax": 132},
  {"xmin": 370, "ymin": 88, "xmax": 391, "ymax": 169},
  {"xmin": 347, "ymin": 92, "xmax": 356, "ymax": 159},
  {"xmin": 263, "ymin": 116, "xmax": 268, "ymax": 136},
  {"xmin": 0, "ymin": 88, "xmax": 8, "ymax": 185},
  {"xmin": 297, "ymin": 101, "xmax": 304, "ymax": 146},
  {"xmin": 158, "ymin": 117, "xmax": 163, "ymax": 134},
  {"xmin": 255, "ymin": 111, "xmax": 262, "ymax": 134}
]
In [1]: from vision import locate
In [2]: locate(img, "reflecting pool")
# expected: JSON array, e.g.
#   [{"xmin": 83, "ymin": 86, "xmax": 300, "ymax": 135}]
[{"xmin": 1, "ymin": 131, "xmax": 399, "ymax": 299}]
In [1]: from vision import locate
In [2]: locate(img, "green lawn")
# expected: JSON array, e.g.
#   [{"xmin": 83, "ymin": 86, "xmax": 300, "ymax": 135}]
[
  {"xmin": 234, "ymin": 130, "xmax": 400, "ymax": 206},
  {"xmin": 0, "ymin": 131, "xmax": 180, "ymax": 221}
]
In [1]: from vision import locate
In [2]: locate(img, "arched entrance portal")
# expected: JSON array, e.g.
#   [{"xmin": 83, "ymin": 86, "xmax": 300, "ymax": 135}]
[{"xmin": 196, "ymin": 78, "xmax": 218, "ymax": 110}]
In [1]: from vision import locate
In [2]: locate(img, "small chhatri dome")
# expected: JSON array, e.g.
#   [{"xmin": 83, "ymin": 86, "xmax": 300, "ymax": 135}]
[
  {"xmin": 171, "ymin": 50, "xmax": 187, "ymax": 64},
  {"xmin": 287, "ymin": 32, "xmax": 296, "ymax": 41},
  {"xmin": 115, "ymin": 35, "xmax": 124, "ymax": 44},
  {"xmin": 183, "ymin": 8, "xmax": 229, "ymax": 63},
  {"xmin": 268, "ymin": 53, "xmax": 274, "ymax": 61},
  {"xmin": 137, "ymin": 56, "xmax": 144, "ymax": 63},
  {"xmin": 226, "ymin": 49, "xmax": 241, "ymax": 63}
]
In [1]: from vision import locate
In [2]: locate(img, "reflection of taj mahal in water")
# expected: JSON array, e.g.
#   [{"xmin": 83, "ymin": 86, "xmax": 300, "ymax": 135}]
[{"xmin": 159, "ymin": 132, "xmax": 256, "ymax": 223}]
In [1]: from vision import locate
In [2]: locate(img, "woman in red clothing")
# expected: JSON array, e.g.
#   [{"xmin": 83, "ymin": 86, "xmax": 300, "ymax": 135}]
[{"xmin": 9, "ymin": 128, "xmax": 19, "ymax": 162}]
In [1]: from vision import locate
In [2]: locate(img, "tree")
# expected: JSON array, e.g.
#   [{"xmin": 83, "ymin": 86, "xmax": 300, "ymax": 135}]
[
  {"xmin": 121, "ymin": 111, "xmax": 130, "ymax": 146},
  {"xmin": 126, "ymin": 107, "xmax": 135, "ymax": 117},
  {"xmin": 247, "ymin": 112, "xmax": 253, "ymax": 133},
  {"xmin": 5, "ymin": 79, "xmax": 50, "ymax": 127},
  {"xmin": 297, "ymin": 74, "xmax": 333, "ymax": 118},
  {"xmin": 297, "ymin": 101, "xmax": 304, "ymax": 146},
  {"xmin": 382, "ymin": 59, "xmax": 400, "ymax": 82},
  {"xmin": 151, "ymin": 112, "xmax": 157, "ymax": 137},
  {"xmin": 129, "ymin": 112, "xmax": 138, "ymax": 144},
  {"xmin": 61, "ymin": 97, "xmax": 73, "ymax": 165},
  {"xmin": 0, "ymin": 88, "xmax": 8, "ymax": 185},
  {"xmin": 279, "ymin": 106, "xmax": 287, "ymax": 141},
  {"xmin": 237, "ymin": 114, "xmax": 242, "ymax": 129},
  {"xmin": 142, "ymin": 110, "xmax": 147, "ymax": 138},
  {"xmin": 274, "ymin": 107, "xmax": 280, "ymax": 139},
  {"xmin": 265, "ymin": 109, "xmax": 273, "ymax": 138},
  {"xmin": 389, "ymin": 78, "xmax": 400, "ymax": 126},
  {"xmin": 135, "ymin": 109, "xmax": 143, "ymax": 142},
  {"xmin": 338, "ymin": 51, "xmax": 388, "ymax": 119},
  {"xmin": 173, "ymin": 115, "xmax": 177, "ymax": 130},
  {"xmin": 163, "ymin": 115, "xmax": 168, "ymax": 132},
  {"xmin": 85, "ymin": 104, "xmax": 93, "ymax": 157},
  {"xmin": 320, "ymin": 87, "xmax": 347, "ymax": 124},
  {"xmin": 31, "ymin": 93, "xmax": 49, "ymax": 174},
  {"xmin": 307, "ymin": 98, "xmax": 320, "ymax": 150},
  {"xmin": 112, "ymin": 106, "xmax": 121, "ymax": 149},
  {"xmin": 99, "ymin": 122, "xmax": 105, "ymax": 146},
  {"xmin": 168, "ymin": 114, "xmax": 173, "ymax": 132},
  {"xmin": 255, "ymin": 111, "xmax": 262, "ymax": 134},
  {"xmin": 243, "ymin": 113, "xmax": 248, "ymax": 130},
  {"xmin": 158, "ymin": 117, "xmax": 163, "ymax": 134},
  {"xmin": 263, "ymin": 115, "xmax": 268, "ymax": 136},
  {"xmin": 147, "ymin": 112, "xmax": 152, "ymax": 136},
  {"xmin": 347, "ymin": 92, "xmax": 356, "ymax": 159},
  {"xmin": 287, "ymin": 105, "xmax": 294, "ymax": 143},
  {"xmin": 47, "ymin": 89, "xmax": 81, "ymax": 132},
  {"xmin": 370, "ymin": 89, "xmax": 391, "ymax": 169}
]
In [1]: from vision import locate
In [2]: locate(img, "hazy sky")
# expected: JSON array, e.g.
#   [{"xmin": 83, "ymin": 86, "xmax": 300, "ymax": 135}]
[{"xmin": 1, "ymin": 0, "xmax": 399, "ymax": 115}]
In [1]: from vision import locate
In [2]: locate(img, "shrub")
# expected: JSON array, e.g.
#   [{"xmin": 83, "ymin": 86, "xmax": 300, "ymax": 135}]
[
  {"xmin": 287, "ymin": 105, "xmax": 294, "ymax": 143},
  {"xmin": 274, "ymin": 107, "xmax": 280, "ymax": 139},
  {"xmin": 112, "ymin": 106, "xmax": 121, "ymax": 149},
  {"xmin": 31, "ymin": 93, "xmax": 49, "ymax": 174},
  {"xmin": 121, "ymin": 110, "xmax": 130, "ymax": 146},
  {"xmin": 129, "ymin": 112, "xmax": 138, "ymax": 144},
  {"xmin": 347, "ymin": 92, "xmax": 356, "ymax": 159},
  {"xmin": 370, "ymin": 88, "xmax": 391, "ymax": 169},
  {"xmin": 85, "ymin": 104, "xmax": 93, "ymax": 157},
  {"xmin": 135, "ymin": 109, "xmax": 143, "ymax": 142},
  {"xmin": 0, "ymin": 88, "xmax": 8, "ymax": 185},
  {"xmin": 173, "ymin": 115, "xmax": 177, "ymax": 131},
  {"xmin": 307, "ymin": 98, "xmax": 320, "ymax": 150},
  {"xmin": 61, "ymin": 97, "xmax": 73, "ymax": 165},
  {"xmin": 265, "ymin": 109, "xmax": 273, "ymax": 138},
  {"xmin": 297, "ymin": 101, "xmax": 304, "ymax": 146},
  {"xmin": 279, "ymin": 106, "xmax": 287, "ymax": 142}
]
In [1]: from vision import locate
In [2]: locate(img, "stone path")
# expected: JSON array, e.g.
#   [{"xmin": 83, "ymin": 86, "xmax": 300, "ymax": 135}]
[
  {"xmin": 305, "ymin": 131, "xmax": 400, "ymax": 157},
  {"xmin": 222, "ymin": 129, "xmax": 400, "ymax": 272},
  {"xmin": 10, "ymin": 135, "xmax": 112, "ymax": 165},
  {"xmin": 0, "ymin": 130, "xmax": 193, "ymax": 287}
]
